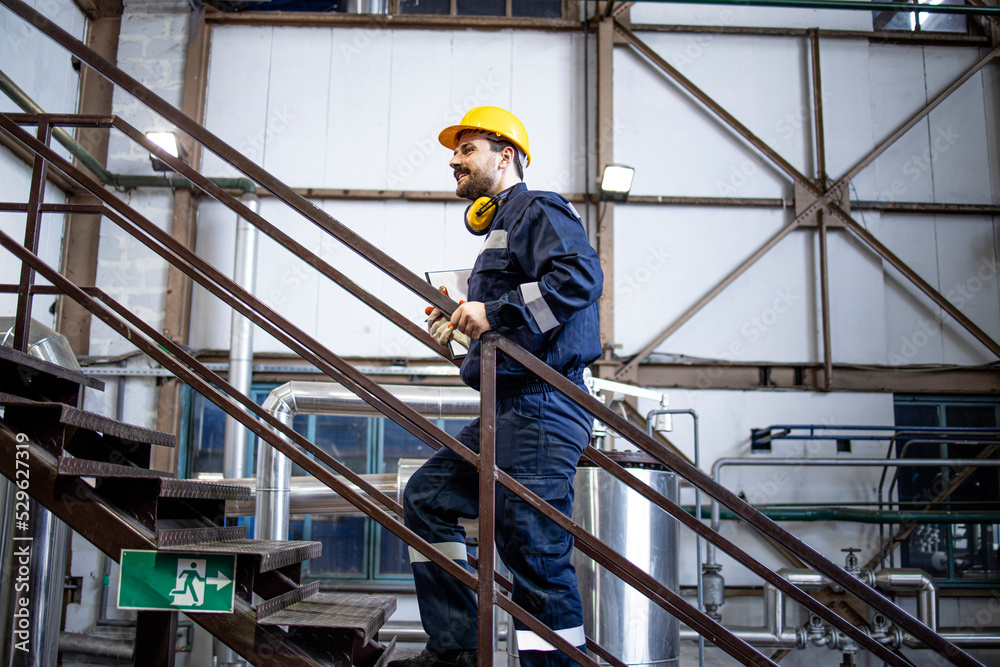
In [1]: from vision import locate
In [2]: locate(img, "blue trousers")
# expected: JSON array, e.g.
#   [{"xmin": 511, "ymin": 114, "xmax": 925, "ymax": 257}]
[{"xmin": 402, "ymin": 389, "xmax": 592, "ymax": 667}]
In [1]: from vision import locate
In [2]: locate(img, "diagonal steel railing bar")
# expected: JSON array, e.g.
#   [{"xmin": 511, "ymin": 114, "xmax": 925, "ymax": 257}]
[
  {"xmin": 492, "ymin": 335, "xmax": 981, "ymax": 667},
  {"xmin": 1, "ymin": 0, "xmax": 458, "ymax": 318},
  {"xmin": 0, "ymin": 122, "xmax": 627, "ymax": 667},
  {"xmin": 1, "ymin": 110, "xmax": 452, "ymax": 365}
]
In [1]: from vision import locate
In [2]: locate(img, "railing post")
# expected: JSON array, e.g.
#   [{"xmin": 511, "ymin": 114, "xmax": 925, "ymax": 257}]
[
  {"xmin": 13, "ymin": 119, "xmax": 50, "ymax": 352},
  {"xmin": 478, "ymin": 334, "xmax": 498, "ymax": 666}
]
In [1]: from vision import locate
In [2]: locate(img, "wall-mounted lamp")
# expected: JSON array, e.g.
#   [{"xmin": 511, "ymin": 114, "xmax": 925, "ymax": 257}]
[
  {"xmin": 145, "ymin": 131, "xmax": 182, "ymax": 172},
  {"xmin": 599, "ymin": 164, "xmax": 635, "ymax": 203}
]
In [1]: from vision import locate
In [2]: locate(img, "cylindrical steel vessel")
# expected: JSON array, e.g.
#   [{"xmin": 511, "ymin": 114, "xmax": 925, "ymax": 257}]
[{"xmin": 572, "ymin": 451, "xmax": 680, "ymax": 667}]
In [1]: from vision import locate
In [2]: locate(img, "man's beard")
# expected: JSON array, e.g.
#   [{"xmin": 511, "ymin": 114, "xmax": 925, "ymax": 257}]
[{"xmin": 455, "ymin": 161, "xmax": 499, "ymax": 200}]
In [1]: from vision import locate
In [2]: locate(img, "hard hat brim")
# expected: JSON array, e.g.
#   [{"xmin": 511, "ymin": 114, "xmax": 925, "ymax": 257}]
[{"xmin": 438, "ymin": 125, "xmax": 531, "ymax": 167}]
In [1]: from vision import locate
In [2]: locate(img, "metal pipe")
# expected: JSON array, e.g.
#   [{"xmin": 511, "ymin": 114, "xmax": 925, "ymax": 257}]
[
  {"xmin": 872, "ymin": 568, "xmax": 938, "ymax": 632},
  {"xmin": 222, "ymin": 196, "xmax": 259, "ymax": 480},
  {"xmin": 252, "ymin": 381, "xmax": 479, "ymax": 540},
  {"xmin": 679, "ymin": 627, "xmax": 801, "ymax": 649},
  {"xmin": 254, "ymin": 397, "xmax": 293, "ymax": 541},
  {"xmin": 903, "ymin": 632, "xmax": 1000, "ymax": 649},
  {"xmin": 707, "ymin": 457, "xmax": 1000, "ymax": 566},
  {"xmin": 648, "ymin": 408, "xmax": 702, "ymax": 667},
  {"xmin": 59, "ymin": 632, "xmax": 133, "ymax": 661},
  {"xmin": 225, "ymin": 474, "xmax": 398, "ymax": 516}
]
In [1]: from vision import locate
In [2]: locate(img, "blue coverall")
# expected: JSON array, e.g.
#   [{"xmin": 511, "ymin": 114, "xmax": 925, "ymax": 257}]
[{"xmin": 404, "ymin": 183, "xmax": 603, "ymax": 667}]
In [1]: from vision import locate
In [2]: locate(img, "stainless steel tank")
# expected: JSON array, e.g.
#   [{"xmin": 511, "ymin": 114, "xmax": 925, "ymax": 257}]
[{"xmin": 572, "ymin": 451, "xmax": 680, "ymax": 666}]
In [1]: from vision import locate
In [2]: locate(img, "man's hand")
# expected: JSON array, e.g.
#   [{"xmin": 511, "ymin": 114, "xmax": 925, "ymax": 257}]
[
  {"xmin": 452, "ymin": 301, "xmax": 491, "ymax": 340},
  {"xmin": 425, "ymin": 305, "xmax": 470, "ymax": 348}
]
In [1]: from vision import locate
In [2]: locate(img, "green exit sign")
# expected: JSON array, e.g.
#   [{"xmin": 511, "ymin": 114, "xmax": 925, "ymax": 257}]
[{"xmin": 117, "ymin": 550, "xmax": 236, "ymax": 614}]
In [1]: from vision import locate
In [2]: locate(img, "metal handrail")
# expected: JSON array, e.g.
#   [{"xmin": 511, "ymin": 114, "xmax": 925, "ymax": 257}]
[{"xmin": 0, "ymin": 1, "xmax": 985, "ymax": 664}]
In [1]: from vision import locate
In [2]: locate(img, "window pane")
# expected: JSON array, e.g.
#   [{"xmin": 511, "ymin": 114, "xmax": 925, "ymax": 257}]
[
  {"xmin": 400, "ymin": 0, "xmax": 450, "ymax": 14},
  {"xmin": 382, "ymin": 419, "xmax": 436, "ymax": 474},
  {"xmin": 309, "ymin": 516, "xmax": 367, "ymax": 576},
  {"xmin": 377, "ymin": 524, "xmax": 413, "ymax": 577},
  {"xmin": 894, "ymin": 403, "xmax": 940, "ymax": 428},
  {"xmin": 512, "ymin": 0, "xmax": 561, "ymax": 18},
  {"xmin": 189, "ymin": 393, "xmax": 226, "ymax": 475},
  {"xmin": 314, "ymin": 415, "xmax": 370, "ymax": 473},
  {"xmin": 945, "ymin": 405, "xmax": 997, "ymax": 429},
  {"xmin": 457, "ymin": 0, "xmax": 504, "ymax": 16}
]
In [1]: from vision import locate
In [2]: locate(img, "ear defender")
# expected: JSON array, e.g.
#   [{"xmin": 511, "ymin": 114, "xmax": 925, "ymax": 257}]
[{"xmin": 464, "ymin": 195, "xmax": 497, "ymax": 236}]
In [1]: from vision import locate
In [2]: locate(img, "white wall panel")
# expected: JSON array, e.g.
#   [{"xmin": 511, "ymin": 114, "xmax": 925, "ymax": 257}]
[
  {"xmin": 630, "ymin": 3, "xmax": 873, "ymax": 31},
  {"xmin": 202, "ymin": 25, "xmax": 274, "ymax": 178},
  {"xmin": 251, "ymin": 198, "xmax": 323, "ymax": 353},
  {"xmin": 315, "ymin": 199, "xmax": 388, "ymax": 358},
  {"xmin": 385, "ymin": 31, "xmax": 456, "ymax": 192},
  {"xmin": 325, "ymin": 28, "xmax": 393, "ymax": 189},
  {"xmin": 614, "ymin": 38, "xmax": 799, "ymax": 200},
  {"xmin": 817, "ymin": 40, "xmax": 875, "ymax": 193},
  {"xmin": 860, "ymin": 45, "xmax": 930, "ymax": 203},
  {"xmin": 261, "ymin": 27, "xmax": 332, "ymax": 186},
  {"xmin": 879, "ymin": 214, "xmax": 946, "ymax": 365},
  {"xmin": 188, "ymin": 201, "xmax": 238, "ymax": 351},
  {"xmin": 923, "ymin": 49, "xmax": 991, "ymax": 204},
  {"xmin": 824, "ymin": 225, "xmax": 886, "ymax": 364},
  {"xmin": 512, "ymin": 31, "xmax": 582, "ymax": 194},
  {"xmin": 934, "ymin": 215, "xmax": 1000, "ymax": 365},
  {"xmin": 614, "ymin": 206, "xmax": 814, "ymax": 362}
]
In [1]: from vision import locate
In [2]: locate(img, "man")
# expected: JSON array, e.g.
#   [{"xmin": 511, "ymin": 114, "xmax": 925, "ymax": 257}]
[{"xmin": 392, "ymin": 107, "xmax": 603, "ymax": 667}]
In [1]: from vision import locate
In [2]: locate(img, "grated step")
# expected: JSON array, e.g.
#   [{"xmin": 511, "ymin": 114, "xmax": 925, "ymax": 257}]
[
  {"xmin": 157, "ymin": 526, "xmax": 247, "ymax": 548},
  {"xmin": 160, "ymin": 538, "xmax": 322, "ymax": 572},
  {"xmin": 56, "ymin": 456, "xmax": 174, "ymax": 479},
  {"xmin": 256, "ymin": 581, "xmax": 320, "ymax": 621},
  {"xmin": 257, "ymin": 592, "xmax": 396, "ymax": 642},
  {"xmin": 0, "ymin": 391, "xmax": 174, "ymax": 448},
  {"xmin": 157, "ymin": 478, "xmax": 250, "ymax": 501}
]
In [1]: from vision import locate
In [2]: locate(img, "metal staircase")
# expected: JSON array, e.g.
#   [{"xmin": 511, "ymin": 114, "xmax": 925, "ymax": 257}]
[
  {"xmin": 0, "ymin": 344, "xmax": 395, "ymax": 666},
  {"xmin": 0, "ymin": 0, "xmax": 990, "ymax": 665}
]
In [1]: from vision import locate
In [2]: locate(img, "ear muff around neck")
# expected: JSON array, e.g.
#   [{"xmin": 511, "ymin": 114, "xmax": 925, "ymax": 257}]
[{"xmin": 465, "ymin": 195, "xmax": 498, "ymax": 236}]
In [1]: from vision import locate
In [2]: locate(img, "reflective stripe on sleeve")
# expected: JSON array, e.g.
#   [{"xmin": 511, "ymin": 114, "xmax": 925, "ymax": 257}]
[
  {"xmin": 520, "ymin": 281, "xmax": 559, "ymax": 332},
  {"xmin": 515, "ymin": 625, "xmax": 586, "ymax": 652},
  {"xmin": 408, "ymin": 541, "xmax": 468, "ymax": 564},
  {"xmin": 479, "ymin": 229, "xmax": 508, "ymax": 254}
]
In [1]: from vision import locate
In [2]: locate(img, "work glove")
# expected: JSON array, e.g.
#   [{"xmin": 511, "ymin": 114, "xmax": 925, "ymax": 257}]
[{"xmin": 425, "ymin": 288, "xmax": 471, "ymax": 348}]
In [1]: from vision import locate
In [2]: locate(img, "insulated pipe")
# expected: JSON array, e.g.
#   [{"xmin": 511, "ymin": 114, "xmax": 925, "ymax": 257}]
[
  {"xmin": 222, "ymin": 196, "xmax": 260, "ymax": 480},
  {"xmin": 871, "ymin": 568, "xmax": 938, "ymax": 632},
  {"xmin": 59, "ymin": 632, "xmax": 133, "ymax": 661},
  {"xmin": 679, "ymin": 627, "xmax": 802, "ymax": 649},
  {"xmin": 252, "ymin": 382, "xmax": 480, "ymax": 541},
  {"xmin": 706, "ymin": 457, "xmax": 1000, "ymax": 566},
  {"xmin": 254, "ymin": 398, "xmax": 293, "ymax": 542}
]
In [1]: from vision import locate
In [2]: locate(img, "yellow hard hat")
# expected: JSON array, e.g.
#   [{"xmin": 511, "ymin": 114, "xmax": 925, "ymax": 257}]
[{"xmin": 439, "ymin": 106, "xmax": 531, "ymax": 167}]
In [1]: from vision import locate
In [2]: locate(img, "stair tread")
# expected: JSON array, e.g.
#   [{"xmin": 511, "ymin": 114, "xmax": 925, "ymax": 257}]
[
  {"xmin": 157, "ymin": 478, "xmax": 251, "ymax": 500},
  {"xmin": 156, "ymin": 525, "xmax": 247, "ymax": 548},
  {"xmin": 0, "ymin": 391, "xmax": 174, "ymax": 447},
  {"xmin": 257, "ymin": 591, "xmax": 396, "ymax": 641},
  {"xmin": 256, "ymin": 581, "xmax": 320, "ymax": 620},
  {"xmin": 160, "ymin": 538, "xmax": 322, "ymax": 572},
  {"xmin": 0, "ymin": 344, "xmax": 104, "ymax": 391},
  {"xmin": 56, "ymin": 456, "xmax": 175, "ymax": 479}
]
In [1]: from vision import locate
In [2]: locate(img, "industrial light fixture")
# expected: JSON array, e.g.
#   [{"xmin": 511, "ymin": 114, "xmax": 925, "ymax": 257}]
[
  {"xmin": 599, "ymin": 164, "xmax": 635, "ymax": 202},
  {"xmin": 145, "ymin": 131, "xmax": 181, "ymax": 172}
]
